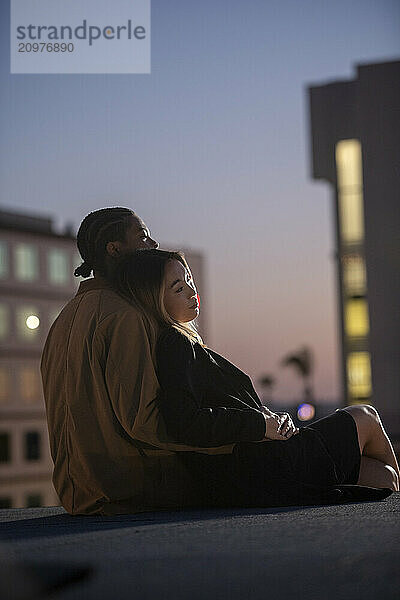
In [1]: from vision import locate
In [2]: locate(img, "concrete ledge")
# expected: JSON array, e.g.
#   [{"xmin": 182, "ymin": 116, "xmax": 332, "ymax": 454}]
[{"xmin": 1, "ymin": 493, "xmax": 399, "ymax": 599}]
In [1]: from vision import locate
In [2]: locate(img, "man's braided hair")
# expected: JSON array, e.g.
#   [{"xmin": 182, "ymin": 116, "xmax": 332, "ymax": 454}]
[{"xmin": 74, "ymin": 207, "xmax": 136, "ymax": 278}]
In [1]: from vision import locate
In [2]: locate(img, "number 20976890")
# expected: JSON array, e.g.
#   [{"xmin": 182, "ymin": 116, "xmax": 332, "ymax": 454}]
[{"xmin": 18, "ymin": 42, "xmax": 74, "ymax": 52}]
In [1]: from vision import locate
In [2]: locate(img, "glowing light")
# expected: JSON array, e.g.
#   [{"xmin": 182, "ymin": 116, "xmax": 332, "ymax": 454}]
[
  {"xmin": 347, "ymin": 352, "xmax": 372, "ymax": 398},
  {"xmin": 342, "ymin": 255, "xmax": 366, "ymax": 296},
  {"xmin": 345, "ymin": 299, "xmax": 369, "ymax": 337},
  {"xmin": 26, "ymin": 315, "xmax": 40, "ymax": 330},
  {"xmin": 297, "ymin": 403, "xmax": 315, "ymax": 421},
  {"xmin": 335, "ymin": 139, "xmax": 365, "ymax": 243},
  {"xmin": 336, "ymin": 139, "xmax": 362, "ymax": 189}
]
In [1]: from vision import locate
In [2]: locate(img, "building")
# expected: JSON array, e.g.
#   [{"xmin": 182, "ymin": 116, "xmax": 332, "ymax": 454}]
[
  {"xmin": 0, "ymin": 209, "xmax": 79, "ymax": 509},
  {"xmin": 0, "ymin": 208, "xmax": 206, "ymax": 508},
  {"xmin": 307, "ymin": 59, "xmax": 400, "ymax": 438}
]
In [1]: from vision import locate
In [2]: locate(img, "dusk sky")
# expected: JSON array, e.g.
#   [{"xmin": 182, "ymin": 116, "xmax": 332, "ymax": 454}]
[{"xmin": 1, "ymin": 0, "xmax": 399, "ymax": 404}]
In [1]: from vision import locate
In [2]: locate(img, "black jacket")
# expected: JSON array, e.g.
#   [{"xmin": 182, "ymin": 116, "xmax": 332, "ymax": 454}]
[{"xmin": 156, "ymin": 327, "xmax": 266, "ymax": 447}]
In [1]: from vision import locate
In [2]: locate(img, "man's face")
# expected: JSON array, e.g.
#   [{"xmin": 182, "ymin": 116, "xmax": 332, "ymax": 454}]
[
  {"xmin": 123, "ymin": 215, "xmax": 159, "ymax": 250},
  {"xmin": 106, "ymin": 215, "xmax": 159, "ymax": 258}
]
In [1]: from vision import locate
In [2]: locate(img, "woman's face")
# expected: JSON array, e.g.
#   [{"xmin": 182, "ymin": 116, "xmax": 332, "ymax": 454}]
[{"xmin": 163, "ymin": 259, "xmax": 199, "ymax": 323}]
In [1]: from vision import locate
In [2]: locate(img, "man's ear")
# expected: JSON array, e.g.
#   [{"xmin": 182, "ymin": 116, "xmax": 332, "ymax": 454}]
[{"xmin": 106, "ymin": 241, "xmax": 122, "ymax": 257}]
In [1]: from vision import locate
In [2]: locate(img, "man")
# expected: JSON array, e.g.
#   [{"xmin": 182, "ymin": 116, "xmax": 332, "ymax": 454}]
[{"xmin": 41, "ymin": 207, "xmax": 256, "ymax": 515}]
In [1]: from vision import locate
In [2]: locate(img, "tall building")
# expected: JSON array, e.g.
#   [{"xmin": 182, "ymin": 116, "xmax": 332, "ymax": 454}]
[
  {"xmin": 307, "ymin": 59, "xmax": 400, "ymax": 438},
  {"xmin": 0, "ymin": 208, "xmax": 206, "ymax": 508},
  {"xmin": 0, "ymin": 209, "xmax": 79, "ymax": 508}
]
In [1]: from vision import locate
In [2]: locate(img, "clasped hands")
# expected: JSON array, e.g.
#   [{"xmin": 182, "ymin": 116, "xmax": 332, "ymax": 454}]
[{"xmin": 259, "ymin": 406, "xmax": 300, "ymax": 442}]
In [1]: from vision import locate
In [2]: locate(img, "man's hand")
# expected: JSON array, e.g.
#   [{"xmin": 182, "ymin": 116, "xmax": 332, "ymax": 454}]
[{"xmin": 260, "ymin": 409, "xmax": 299, "ymax": 441}]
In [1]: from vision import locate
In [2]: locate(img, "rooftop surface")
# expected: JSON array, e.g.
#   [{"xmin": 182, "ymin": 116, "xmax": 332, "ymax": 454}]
[{"xmin": 1, "ymin": 493, "xmax": 399, "ymax": 599}]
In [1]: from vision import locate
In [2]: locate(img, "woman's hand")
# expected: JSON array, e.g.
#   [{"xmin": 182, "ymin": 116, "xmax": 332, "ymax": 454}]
[
  {"xmin": 260, "ymin": 405, "xmax": 275, "ymax": 417},
  {"xmin": 260, "ymin": 410, "xmax": 299, "ymax": 441}
]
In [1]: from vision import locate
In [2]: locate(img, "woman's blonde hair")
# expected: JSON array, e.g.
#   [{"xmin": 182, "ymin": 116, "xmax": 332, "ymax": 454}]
[{"xmin": 113, "ymin": 249, "xmax": 204, "ymax": 346}]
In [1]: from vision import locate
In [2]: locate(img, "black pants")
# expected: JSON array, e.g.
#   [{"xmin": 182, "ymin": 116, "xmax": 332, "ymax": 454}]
[{"xmin": 177, "ymin": 409, "xmax": 362, "ymax": 508}]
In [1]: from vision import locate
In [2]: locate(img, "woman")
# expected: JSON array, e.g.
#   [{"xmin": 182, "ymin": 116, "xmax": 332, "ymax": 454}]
[{"xmin": 113, "ymin": 248, "xmax": 399, "ymax": 507}]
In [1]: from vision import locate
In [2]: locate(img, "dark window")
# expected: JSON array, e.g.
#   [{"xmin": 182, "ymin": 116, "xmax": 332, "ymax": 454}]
[
  {"xmin": 0, "ymin": 497, "xmax": 12, "ymax": 509},
  {"xmin": 0, "ymin": 433, "xmax": 10, "ymax": 462},
  {"xmin": 26, "ymin": 494, "xmax": 43, "ymax": 508},
  {"xmin": 24, "ymin": 431, "xmax": 41, "ymax": 461}
]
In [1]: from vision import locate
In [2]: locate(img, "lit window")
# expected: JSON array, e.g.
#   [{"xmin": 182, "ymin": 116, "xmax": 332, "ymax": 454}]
[
  {"xmin": 48, "ymin": 249, "xmax": 69, "ymax": 285},
  {"xmin": 0, "ymin": 241, "xmax": 8, "ymax": 279},
  {"xmin": 0, "ymin": 304, "xmax": 9, "ymax": 340},
  {"xmin": 336, "ymin": 139, "xmax": 362, "ymax": 190},
  {"xmin": 0, "ymin": 368, "xmax": 9, "ymax": 405},
  {"xmin": 15, "ymin": 244, "xmax": 38, "ymax": 281},
  {"xmin": 20, "ymin": 367, "xmax": 40, "ymax": 405},
  {"xmin": 16, "ymin": 306, "xmax": 40, "ymax": 341},
  {"xmin": 345, "ymin": 299, "xmax": 370, "ymax": 337},
  {"xmin": 26, "ymin": 494, "xmax": 43, "ymax": 508},
  {"xmin": 335, "ymin": 140, "xmax": 365, "ymax": 243},
  {"xmin": 342, "ymin": 255, "xmax": 366, "ymax": 296},
  {"xmin": 0, "ymin": 433, "xmax": 10, "ymax": 462},
  {"xmin": 347, "ymin": 352, "xmax": 372, "ymax": 398},
  {"xmin": 338, "ymin": 192, "xmax": 365, "ymax": 243},
  {"xmin": 24, "ymin": 431, "xmax": 41, "ymax": 461}
]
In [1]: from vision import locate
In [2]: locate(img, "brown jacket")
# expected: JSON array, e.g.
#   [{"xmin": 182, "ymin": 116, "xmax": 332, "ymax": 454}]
[{"xmin": 41, "ymin": 278, "xmax": 234, "ymax": 515}]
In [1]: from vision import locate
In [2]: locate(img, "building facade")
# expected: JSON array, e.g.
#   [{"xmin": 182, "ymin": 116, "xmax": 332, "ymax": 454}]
[
  {"xmin": 307, "ymin": 59, "xmax": 400, "ymax": 437},
  {"xmin": 0, "ymin": 208, "xmax": 206, "ymax": 508}
]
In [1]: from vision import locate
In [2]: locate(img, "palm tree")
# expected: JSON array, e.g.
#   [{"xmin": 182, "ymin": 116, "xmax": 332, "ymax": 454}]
[
  {"xmin": 258, "ymin": 374, "xmax": 276, "ymax": 406},
  {"xmin": 280, "ymin": 346, "xmax": 315, "ymax": 404}
]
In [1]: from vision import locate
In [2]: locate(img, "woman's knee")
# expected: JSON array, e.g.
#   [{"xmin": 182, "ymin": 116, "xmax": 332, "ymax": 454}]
[
  {"xmin": 343, "ymin": 404, "xmax": 380, "ymax": 427},
  {"xmin": 360, "ymin": 404, "xmax": 380, "ymax": 421}
]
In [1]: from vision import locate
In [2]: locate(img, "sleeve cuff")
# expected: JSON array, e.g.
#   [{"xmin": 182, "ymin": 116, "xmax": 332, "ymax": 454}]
[{"xmin": 251, "ymin": 411, "xmax": 267, "ymax": 442}]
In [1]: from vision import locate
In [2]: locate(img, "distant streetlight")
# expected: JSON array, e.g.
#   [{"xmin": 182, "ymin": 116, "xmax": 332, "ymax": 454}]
[
  {"xmin": 26, "ymin": 315, "xmax": 40, "ymax": 330},
  {"xmin": 297, "ymin": 402, "xmax": 315, "ymax": 421}
]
